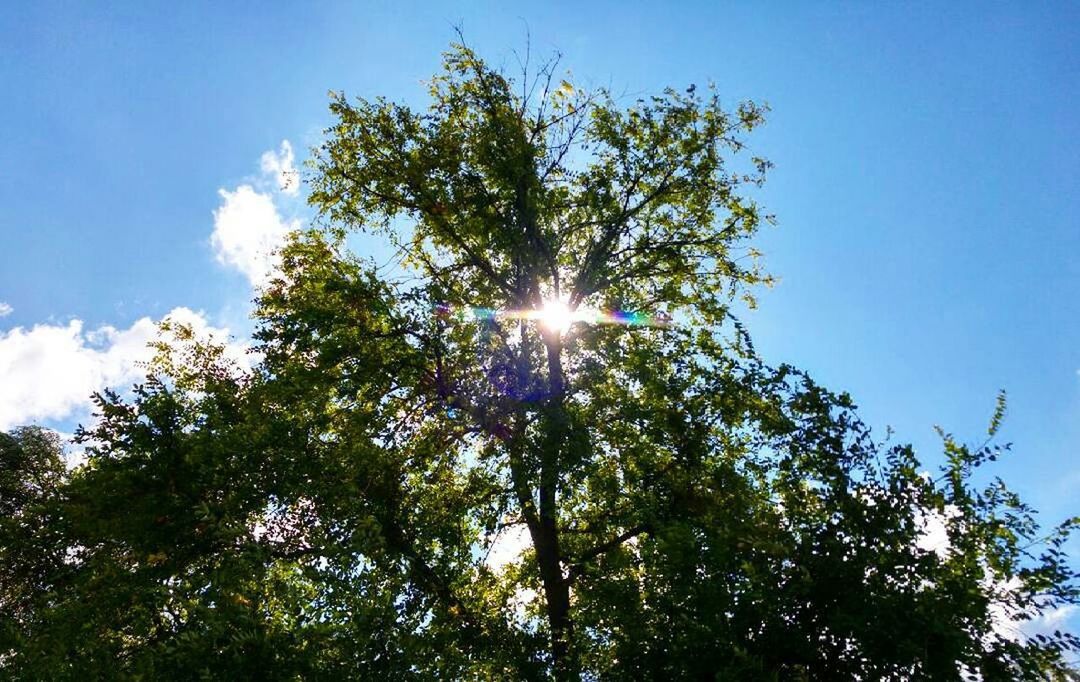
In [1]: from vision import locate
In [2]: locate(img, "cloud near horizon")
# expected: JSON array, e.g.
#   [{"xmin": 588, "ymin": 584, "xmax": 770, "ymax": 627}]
[
  {"xmin": 0, "ymin": 307, "xmax": 237, "ymax": 431},
  {"xmin": 1, "ymin": 141, "xmax": 294, "ymax": 434}
]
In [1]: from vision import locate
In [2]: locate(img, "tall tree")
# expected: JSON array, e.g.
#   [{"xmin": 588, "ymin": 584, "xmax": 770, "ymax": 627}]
[{"xmin": 2, "ymin": 43, "xmax": 1077, "ymax": 680}]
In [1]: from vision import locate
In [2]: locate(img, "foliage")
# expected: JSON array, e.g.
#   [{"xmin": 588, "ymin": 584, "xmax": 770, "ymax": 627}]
[
  {"xmin": 2, "ymin": 42, "xmax": 1077, "ymax": 680},
  {"xmin": 0, "ymin": 426, "xmax": 68, "ymax": 653}
]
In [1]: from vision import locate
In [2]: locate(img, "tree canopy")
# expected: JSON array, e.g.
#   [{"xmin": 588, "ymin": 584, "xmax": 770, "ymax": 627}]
[{"xmin": 2, "ymin": 42, "xmax": 1078, "ymax": 680}]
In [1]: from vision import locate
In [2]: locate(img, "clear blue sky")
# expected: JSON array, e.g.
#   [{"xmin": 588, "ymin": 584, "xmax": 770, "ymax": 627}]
[{"xmin": 2, "ymin": 0, "xmax": 1077, "ymax": 566}]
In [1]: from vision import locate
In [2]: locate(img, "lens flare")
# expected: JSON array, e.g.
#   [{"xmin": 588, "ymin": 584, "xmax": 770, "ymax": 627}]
[{"xmin": 433, "ymin": 302, "xmax": 671, "ymax": 330}]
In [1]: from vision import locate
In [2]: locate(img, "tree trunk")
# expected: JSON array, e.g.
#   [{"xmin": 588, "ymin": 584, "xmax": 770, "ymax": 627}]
[{"xmin": 538, "ymin": 331, "xmax": 577, "ymax": 679}]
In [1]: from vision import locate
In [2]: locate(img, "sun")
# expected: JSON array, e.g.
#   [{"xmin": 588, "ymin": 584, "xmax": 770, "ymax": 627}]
[{"xmin": 539, "ymin": 299, "xmax": 573, "ymax": 334}]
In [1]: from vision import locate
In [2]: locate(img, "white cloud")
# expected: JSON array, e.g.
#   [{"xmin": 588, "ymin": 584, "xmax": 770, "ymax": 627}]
[
  {"xmin": 211, "ymin": 185, "xmax": 299, "ymax": 288},
  {"xmin": 0, "ymin": 307, "xmax": 238, "ymax": 431},
  {"xmin": 210, "ymin": 140, "xmax": 304, "ymax": 289},
  {"xmin": 1020, "ymin": 604, "xmax": 1079, "ymax": 639},
  {"xmin": 0, "ymin": 141, "xmax": 297, "ymax": 442},
  {"xmin": 260, "ymin": 140, "xmax": 300, "ymax": 197}
]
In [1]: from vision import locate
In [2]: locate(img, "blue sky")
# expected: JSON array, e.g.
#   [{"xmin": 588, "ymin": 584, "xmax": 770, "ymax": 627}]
[{"xmin": 1, "ymin": 0, "xmax": 1078, "ymax": 617}]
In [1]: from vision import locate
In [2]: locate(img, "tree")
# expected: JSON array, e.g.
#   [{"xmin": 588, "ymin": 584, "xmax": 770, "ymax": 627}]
[
  {"xmin": 2, "ymin": 42, "xmax": 1077, "ymax": 680},
  {"xmin": 0, "ymin": 426, "xmax": 68, "ymax": 633}
]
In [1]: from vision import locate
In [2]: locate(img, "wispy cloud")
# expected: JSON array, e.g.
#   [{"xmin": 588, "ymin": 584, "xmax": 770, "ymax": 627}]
[
  {"xmin": 260, "ymin": 140, "xmax": 300, "ymax": 197},
  {"xmin": 0, "ymin": 302, "xmax": 12, "ymax": 318}
]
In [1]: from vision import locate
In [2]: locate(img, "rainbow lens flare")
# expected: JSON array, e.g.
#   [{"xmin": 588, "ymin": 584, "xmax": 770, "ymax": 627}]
[{"xmin": 433, "ymin": 302, "xmax": 671, "ymax": 329}]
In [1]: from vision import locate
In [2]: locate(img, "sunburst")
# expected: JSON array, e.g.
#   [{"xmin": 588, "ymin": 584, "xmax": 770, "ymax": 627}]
[{"xmin": 434, "ymin": 299, "xmax": 671, "ymax": 333}]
